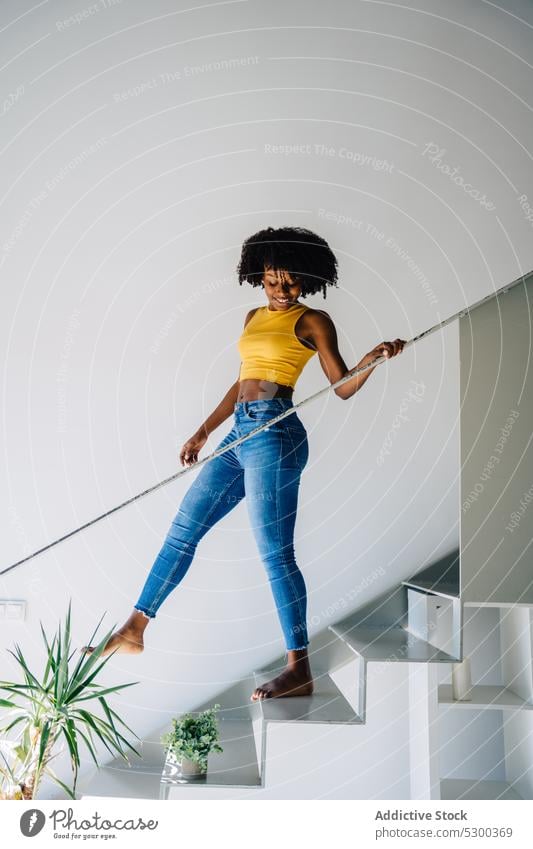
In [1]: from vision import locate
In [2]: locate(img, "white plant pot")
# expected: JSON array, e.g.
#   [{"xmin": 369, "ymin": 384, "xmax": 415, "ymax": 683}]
[
  {"xmin": 179, "ymin": 757, "xmax": 206, "ymax": 779},
  {"xmin": 167, "ymin": 751, "xmax": 207, "ymax": 781}
]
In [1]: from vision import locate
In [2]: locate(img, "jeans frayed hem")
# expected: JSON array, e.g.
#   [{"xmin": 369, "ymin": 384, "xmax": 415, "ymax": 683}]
[
  {"xmin": 285, "ymin": 641, "xmax": 309, "ymax": 652},
  {"xmin": 134, "ymin": 606, "xmax": 154, "ymax": 619}
]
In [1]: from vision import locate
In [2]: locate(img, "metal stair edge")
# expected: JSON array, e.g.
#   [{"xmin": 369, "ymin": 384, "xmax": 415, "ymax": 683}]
[
  {"xmin": 328, "ymin": 622, "xmax": 459, "ymax": 664},
  {"xmin": 401, "ymin": 579, "xmax": 460, "ymax": 601}
]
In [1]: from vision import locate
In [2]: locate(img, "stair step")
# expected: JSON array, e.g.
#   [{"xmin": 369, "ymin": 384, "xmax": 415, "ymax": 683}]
[
  {"xmin": 402, "ymin": 578, "xmax": 459, "ymax": 599},
  {"xmin": 81, "ymin": 766, "xmax": 163, "ymax": 799},
  {"xmin": 329, "ymin": 621, "xmax": 458, "ymax": 663},
  {"xmin": 82, "ymin": 717, "xmax": 260, "ymax": 799},
  {"xmin": 438, "ymin": 684, "xmax": 533, "ymax": 710},
  {"xmin": 251, "ymin": 665, "xmax": 362, "ymax": 724},
  {"xmin": 107, "ymin": 739, "xmax": 166, "ymax": 773},
  {"xmin": 161, "ymin": 717, "xmax": 260, "ymax": 794}
]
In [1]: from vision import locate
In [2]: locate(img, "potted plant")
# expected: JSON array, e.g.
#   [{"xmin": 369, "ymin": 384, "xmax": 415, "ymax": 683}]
[
  {"xmin": 161, "ymin": 704, "xmax": 223, "ymax": 780},
  {"xmin": 0, "ymin": 600, "xmax": 141, "ymax": 800}
]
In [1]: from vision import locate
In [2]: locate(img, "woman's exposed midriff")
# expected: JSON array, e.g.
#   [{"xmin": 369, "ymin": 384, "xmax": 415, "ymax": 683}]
[{"xmin": 237, "ymin": 378, "xmax": 294, "ymax": 402}]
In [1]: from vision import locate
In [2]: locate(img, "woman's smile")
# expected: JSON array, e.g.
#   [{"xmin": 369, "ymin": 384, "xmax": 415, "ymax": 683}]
[{"xmin": 262, "ymin": 266, "xmax": 303, "ymax": 309}]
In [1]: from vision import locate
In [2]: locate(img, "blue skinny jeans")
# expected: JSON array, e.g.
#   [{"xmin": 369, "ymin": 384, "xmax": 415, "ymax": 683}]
[{"xmin": 134, "ymin": 398, "xmax": 310, "ymax": 651}]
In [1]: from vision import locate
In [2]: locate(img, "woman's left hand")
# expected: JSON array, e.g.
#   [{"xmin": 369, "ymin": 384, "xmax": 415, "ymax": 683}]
[{"xmin": 368, "ymin": 338, "xmax": 406, "ymax": 360}]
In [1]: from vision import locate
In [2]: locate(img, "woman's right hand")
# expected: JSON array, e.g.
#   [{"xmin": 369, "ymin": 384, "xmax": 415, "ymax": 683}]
[{"xmin": 179, "ymin": 432, "xmax": 207, "ymax": 467}]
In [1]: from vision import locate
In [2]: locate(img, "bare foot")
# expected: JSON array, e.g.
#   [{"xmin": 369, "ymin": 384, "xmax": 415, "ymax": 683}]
[
  {"xmin": 81, "ymin": 609, "xmax": 149, "ymax": 657},
  {"xmin": 251, "ymin": 648, "xmax": 313, "ymax": 700}
]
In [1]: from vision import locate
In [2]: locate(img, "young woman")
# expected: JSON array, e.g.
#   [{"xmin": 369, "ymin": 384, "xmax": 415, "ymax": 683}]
[{"xmin": 82, "ymin": 226, "xmax": 405, "ymax": 701}]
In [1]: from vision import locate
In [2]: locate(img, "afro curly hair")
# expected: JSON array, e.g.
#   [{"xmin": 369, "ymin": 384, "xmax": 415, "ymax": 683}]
[{"xmin": 236, "ymin": 226, "xmax": 338, "ymax": 299}]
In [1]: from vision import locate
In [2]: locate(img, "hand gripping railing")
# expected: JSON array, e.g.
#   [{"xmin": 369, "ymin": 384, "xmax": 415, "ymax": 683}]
[{"xmin": 1, "ymin": 270, "xmax": 530, "ymax": 577}]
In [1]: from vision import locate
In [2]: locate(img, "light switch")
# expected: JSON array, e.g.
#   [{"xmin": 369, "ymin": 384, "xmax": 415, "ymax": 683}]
[{"xmin": 0, "ymin": 600, "xmax": 26, "ymax": 620}]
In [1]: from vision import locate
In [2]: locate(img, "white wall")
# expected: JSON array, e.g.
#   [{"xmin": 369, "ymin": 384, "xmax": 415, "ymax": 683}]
[
  {"xmin": 1, "ymin": 0, "xmax": 532, "ymax": 796},
  {"xmin": 460, "ymin": 272, "xmax": 533, "ymax": 605}
]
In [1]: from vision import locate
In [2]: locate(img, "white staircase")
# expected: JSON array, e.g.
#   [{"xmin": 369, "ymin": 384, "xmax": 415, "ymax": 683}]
[
  {"xmin": 81, "ymin": 663, "xmax": 364, "ymax": 800},
  {"xmin": 80, "ymin": 544, "xmax": 533, "ymax": 801}
]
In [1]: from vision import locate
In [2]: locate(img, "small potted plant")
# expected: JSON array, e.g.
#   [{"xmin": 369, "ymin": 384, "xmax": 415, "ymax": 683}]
[{"xmin": 161, "ymin": 705, "xmax": 223, "ymax": 780}]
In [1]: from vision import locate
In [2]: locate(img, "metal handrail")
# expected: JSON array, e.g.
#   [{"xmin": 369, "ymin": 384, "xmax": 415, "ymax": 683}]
[{"xmin": 2, "ymin": 269, "xmax": 530, "ymax": 576}]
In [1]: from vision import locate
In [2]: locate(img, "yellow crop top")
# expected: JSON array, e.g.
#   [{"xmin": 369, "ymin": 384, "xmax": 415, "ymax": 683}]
[{"xmin": 237, "ymin": 303, "xmax": 317, "ymax": 388}]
